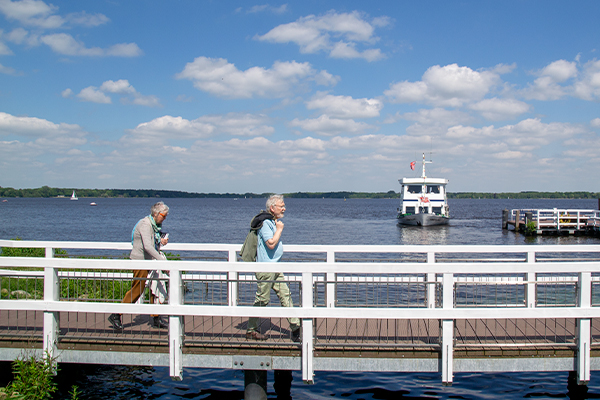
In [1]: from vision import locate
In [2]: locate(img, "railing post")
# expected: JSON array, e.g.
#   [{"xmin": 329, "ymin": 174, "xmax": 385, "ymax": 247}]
[
  {"xmin": 301, "ymin": 271, "xmax": 314, "ymax": 384},
  {"xmin": 441, "ymin": 272, "xmax": 453, "ymax": 385},
  {"xmin": 43, "ymin": 247, "xmax": 59, "ymax": 364},
  {"xmin": 577, "ymin": 271, "xmax": 591, "ymax": 385},
  {"xmin": 326, "ymin": 250, "xmax": 335, "ymax": 308},
  {"xmin": 526, "ymin": 251, "xmax": 536, "ymax": 308},
  {"xmin": 169, "ymin": 266, "xmax": 183, "ymax": 380},
  {"xmin": 427, "ymin": 252, "xmax": 435, "ymax": 309},
  {"xmin": 228, "ymin": 249, "xmax": 239, "ymax": 307}
]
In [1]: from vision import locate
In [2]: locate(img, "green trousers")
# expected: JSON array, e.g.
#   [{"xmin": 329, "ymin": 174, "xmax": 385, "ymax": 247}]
[{"xmin": 247, "ymin": 272, "xmax": 300, "ymax": 332}]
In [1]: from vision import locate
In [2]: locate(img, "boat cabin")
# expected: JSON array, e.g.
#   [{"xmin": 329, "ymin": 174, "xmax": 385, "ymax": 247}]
[{"xmin": 399, "ymin": 177, "xmax": 448, "ymax": 217}]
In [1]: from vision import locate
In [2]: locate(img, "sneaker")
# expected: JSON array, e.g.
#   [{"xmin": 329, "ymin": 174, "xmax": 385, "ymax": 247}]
[
  {"xmin": 150, "ymin": 316, "xmax": 168, "ymax": 329},
  {"xmin": 108, "ymin": 313, "xmax": 123, "ymax": 330},
  {"xmin": 291, "ymin": 327, "xmax": 301, "ymax": 343},
  {"xmin": 246, "ymin": 330, "xmax": 267, "ymax": 340}
]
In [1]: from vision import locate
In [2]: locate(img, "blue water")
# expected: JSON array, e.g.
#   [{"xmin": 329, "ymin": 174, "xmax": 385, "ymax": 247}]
[{"xmin": 2, "ymin": 197, "xmax": 600, "ymax": 399}]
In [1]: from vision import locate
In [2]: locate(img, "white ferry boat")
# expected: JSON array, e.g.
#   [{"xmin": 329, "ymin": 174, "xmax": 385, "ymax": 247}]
[{"xmin": 397, "ymin": 154, "xmax": 449, "ymax": 226}]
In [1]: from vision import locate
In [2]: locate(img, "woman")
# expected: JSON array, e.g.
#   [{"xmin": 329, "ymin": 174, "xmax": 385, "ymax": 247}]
[{"xmin": 108, "ymin": 201, "xmax": 170, "ymax": 330}]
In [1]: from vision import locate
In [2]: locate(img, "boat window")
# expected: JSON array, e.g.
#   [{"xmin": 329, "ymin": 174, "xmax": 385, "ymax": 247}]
[
  {"xmin": 420, "ymin": 206, "xmax": 429, "ymax": 214},
  {"xmin": 405, "ymin": 207, "xmax": 415, "ymax": 214},
  {"xmin": 427, "ymin": 185, "xmax": 440, "ymax": 194},
  {"xmin": 407, "ymin": 185, "xmax": 421, "ymax": 194},
  {"xmin": 433, "ymin": 207, "xmax": 442, "ymax": 214}
]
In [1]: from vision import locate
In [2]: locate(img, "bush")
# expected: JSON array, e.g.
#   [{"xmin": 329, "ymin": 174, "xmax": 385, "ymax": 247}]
[
  {"xmin": 524, "ymin": 221, "xmax": 537, "ymax": 236},
  {"xmin": 5, "ymin": 352, "xmax": 57, "ymax": 400}
]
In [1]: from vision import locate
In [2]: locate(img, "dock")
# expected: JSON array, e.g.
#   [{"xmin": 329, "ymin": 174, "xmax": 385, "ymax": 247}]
[
  {"xmin": 503, "ymin": 207, "xmax": 600, "ymax": 235},
  {"xmin": 2, "ymin": 239, "xmax": 600, "ymax": 395}
]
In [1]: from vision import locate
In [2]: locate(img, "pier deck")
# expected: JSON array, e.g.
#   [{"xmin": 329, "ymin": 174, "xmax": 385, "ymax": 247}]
[{"xmin": 2, "ymin": 240, "xmax": 600, "ymax": 385}]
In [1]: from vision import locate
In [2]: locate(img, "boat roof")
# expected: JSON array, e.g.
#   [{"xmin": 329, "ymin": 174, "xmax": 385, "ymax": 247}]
[{"xmin": 399, "ymin": 177, "xmax": 448, "ymax": 185}]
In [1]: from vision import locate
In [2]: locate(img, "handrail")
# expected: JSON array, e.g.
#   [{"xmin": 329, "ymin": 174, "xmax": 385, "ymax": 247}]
[{"xmin": 1, "ymin": 239, "xmax": 600, "ymax": 385}]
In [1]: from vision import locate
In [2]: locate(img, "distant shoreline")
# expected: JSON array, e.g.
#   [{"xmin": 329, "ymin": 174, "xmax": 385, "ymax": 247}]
[{"xmin": 0, "ymin": 186, "xmax": 599, "ymax": 200}]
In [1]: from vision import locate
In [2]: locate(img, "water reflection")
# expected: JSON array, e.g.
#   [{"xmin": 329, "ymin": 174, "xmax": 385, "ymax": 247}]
[{"xmin": 397, "ymin": 223, "xmax": 450, "ymax": 245}]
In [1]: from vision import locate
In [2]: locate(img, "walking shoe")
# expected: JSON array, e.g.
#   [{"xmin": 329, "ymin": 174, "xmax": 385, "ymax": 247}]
[
  {"xmin": 291, "ymin": 327, "xmax": 301, "ymax": 343},
  {"xmin": 108, "ymin": 313, "xmax": 123, "ymax": 330},
  {"xmin": 246, "ymin": 330, "xmax": 267, "ymax": 340},
  {"xmin": 150, "ymin": 316, "xmax": 168, "ymax": 329}
]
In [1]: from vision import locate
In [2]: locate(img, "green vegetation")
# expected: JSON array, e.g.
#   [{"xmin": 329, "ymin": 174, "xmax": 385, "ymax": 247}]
[
  {"xmin": 1, "ymin": 186, "xmax": 599, "ymax": 199},
  {"xmin": 0, "ymin": 351, "xmax": 80, "ymax": 400}
]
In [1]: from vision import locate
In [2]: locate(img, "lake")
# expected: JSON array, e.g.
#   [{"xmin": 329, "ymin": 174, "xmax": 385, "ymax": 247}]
[{"xmin": 1, "ymin": 197, "xmax": 600, "ymax": 399}]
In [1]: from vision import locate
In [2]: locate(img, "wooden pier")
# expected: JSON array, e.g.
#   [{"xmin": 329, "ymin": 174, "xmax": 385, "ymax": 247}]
[
  {"xmin": 2, "ymin": 239, "xmax": 600, "ymax": 395},
  {"xmin": 503, "ymin": 207, "xmax": 600, "ymax": 235}
]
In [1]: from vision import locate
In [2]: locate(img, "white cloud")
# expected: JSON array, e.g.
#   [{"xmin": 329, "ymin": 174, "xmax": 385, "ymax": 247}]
[
  {"xmin": 521, "ymin": 59, "xmax": 578, "ymax": 101},
  {"xmin": 255, "ymin": 10, "xmax": 388, "ymax": 61},
  {"xmin": 0, "ymin": 0, "xmax": 109, "ymax": 28},
  {"xmin": 0, "ymin": 61, "xmax": 18, "ymax": 75},
  {"xmin": 61, "ymin": 88, "xmax": 73, "ymax": 98},
  {"xmin": 290, "ymin": 114, "xmax": 375, "ymax": 136},
  {"xmin": 76, "ymin": 86, "xmax": 111, "ymax": 104},
  {"xmin": 591, "ymin": 118, "xmax": 600, "ymax": 128},
  {"xmin": 40, "ymin": 33, "xmax": 142, "ymax": 57},
  {"xmin": 573, "ymin": 59, "xmax": 600, "ymax": 101},
  {"xmin": 0, "ymin": 111, "xmax": 87, "ymax": 151},
  {"xmin": 71, "ymin": 79, "xmax": 160, "ymax": 107},
  {"xmin": 176, "ymin": 56, "xmax": 338, "ymax": 98},
  {"xmin": 469, "ymin": 98, "xmax": 531, "ymax": 121},
  {"xmin": 246, "ymin": 4, "xmax": 288, "ymax": 14},
  {"xmin": 385, "ymin": 64, "xmax": 501, "ymax": 107},
  {"xmin": 124, "ymin": 113, "xmax": 274, "ymax": 146},
  {"xmin": 306, "ymin": 92, "xmax": 383, "ymax": 119}
]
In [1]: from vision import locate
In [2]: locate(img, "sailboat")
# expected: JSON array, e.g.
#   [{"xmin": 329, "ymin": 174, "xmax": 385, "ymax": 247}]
[{"xmin": 70, "ymin": 190, "xmax": 78, "ymax": 201}]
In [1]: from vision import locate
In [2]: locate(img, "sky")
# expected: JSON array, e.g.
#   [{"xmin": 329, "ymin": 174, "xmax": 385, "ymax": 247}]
[{"xmin": 0, "ymin": 0, "xmax": 599, "ymax": 194}]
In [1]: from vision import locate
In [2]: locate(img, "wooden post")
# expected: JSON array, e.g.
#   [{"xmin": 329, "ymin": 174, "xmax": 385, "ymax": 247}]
[
  {"xmin": 515, "ymin": 210, "xmax": 521, "ymax": 231},
  {"xmin": 502, "ymin": 209, "xmax": 509, "ymax": 229}
]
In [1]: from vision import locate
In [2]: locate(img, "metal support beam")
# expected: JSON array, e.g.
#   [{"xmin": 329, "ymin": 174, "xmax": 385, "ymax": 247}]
[
  {"xmin": 442, "ymin": 272, "xmax": 454, "ymax": 385},
  {"xmin": 526, "ymin": 251, "xmax": 536, "ymax": 308},
  {"xmin": 43, "ymin": 247, "xmax": 58, "ymax": 364},
  {"xmin": 326, "ymin": 250, "xmax": 335, "ymax": 308},
  {"xmin": 169, "ymin": 268, "xmax": 183, "ymax": 380},
  {"xmin": 301, "ymin": 271, "xmax": 314, "ymax": 384},
  {"xmin": 577, "ymin": 272, "xmax": 592, "ymax": 384},
  {"xmin": 427, "ymin": 252, "xmax": 436, "ymax": 309},
  {"xmin": 228, "ymin": 250, "xmax": 239, "ymax": 307}
]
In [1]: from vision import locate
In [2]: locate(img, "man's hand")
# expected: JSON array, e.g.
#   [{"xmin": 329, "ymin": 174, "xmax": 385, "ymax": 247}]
[{"xmin": 275, "ymin": 219, "xmax": 284, "ymax": 231}]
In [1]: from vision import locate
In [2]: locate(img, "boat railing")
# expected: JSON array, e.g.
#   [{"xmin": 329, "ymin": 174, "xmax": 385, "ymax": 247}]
[{"xmin": 1, "ymin": 239, "xmax": 600, "ymax": 384}]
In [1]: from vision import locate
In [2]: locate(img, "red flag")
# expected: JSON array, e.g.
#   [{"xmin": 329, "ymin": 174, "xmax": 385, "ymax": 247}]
[{"xmin": 410, "ymin": 161, "xmax": 415, "ymax": 170}]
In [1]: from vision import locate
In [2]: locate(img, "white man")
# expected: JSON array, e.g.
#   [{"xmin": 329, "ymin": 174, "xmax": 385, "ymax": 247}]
[{"xmin": 246, "ymin": 194, "xmax": 301, "ymax": 342}]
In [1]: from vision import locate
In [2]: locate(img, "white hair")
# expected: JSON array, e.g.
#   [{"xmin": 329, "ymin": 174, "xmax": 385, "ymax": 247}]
[
  {"xmin": 150, "ymin": 201, "xmax": 169, "ymax": 217},
  {"xmin": 266, "ymin": 194, "xmax": 284, "ymax": 211}
]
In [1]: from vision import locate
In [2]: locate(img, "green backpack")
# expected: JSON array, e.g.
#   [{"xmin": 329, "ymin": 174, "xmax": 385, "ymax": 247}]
[{"xmin": 239, "ymin": 211, "xmax": 273, "ymax": 262}]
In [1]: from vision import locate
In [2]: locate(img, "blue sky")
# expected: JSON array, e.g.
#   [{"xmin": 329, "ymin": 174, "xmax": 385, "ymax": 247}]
[{"xmin": 1, "ymin": 0, "xmax": 599, "ymax": 194}]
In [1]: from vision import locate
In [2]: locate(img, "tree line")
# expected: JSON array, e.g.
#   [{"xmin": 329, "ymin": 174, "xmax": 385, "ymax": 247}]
[{"xmin": 0, "ymin": 186, "xmax": 598, "ymax": 200}]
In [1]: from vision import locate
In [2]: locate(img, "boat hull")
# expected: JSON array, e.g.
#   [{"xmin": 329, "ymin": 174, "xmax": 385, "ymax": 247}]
[{"xmin": 397, "ymin": 213, "xmax": 449, "ymax": 226}]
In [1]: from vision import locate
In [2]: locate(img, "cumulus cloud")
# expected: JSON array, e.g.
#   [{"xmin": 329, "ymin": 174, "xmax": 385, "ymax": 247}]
[
  {"xmin": 521, "ymin": 59, "xmax": 578, "ymax": 100},
  {"xmin": 306, "ymin": 92, "xmax": 383, "ymax": 119},
  {"xmin": 255, "ymin": 10, "xmax": 389, "ymax": 61},
  {"xmin": 468, "ymin": 98, "xmax": 531, "ymax": 120},
  {"xmin": 290, "ymin": 114, "xmax": 375, "ymax": 136},
  {"xmin": 572, "ymin": 59, "xmax": 600, "ymax": 101},
  {"xmin": 68, "ymin": 79, "xmax": 161, "ymax": 107},
  {"xmin": 0, "ymin": 0, "xmax": 108, "ymax": 28},
  {"xmin": 123, "ymin": 113, "xmax": 274, "ymax": 147},
  {"xmin": 0, "ymin": 61, "xmax": 19, "ymax": 75},
  {"xmin": 384, "ymin": 64, "xmax": 501, "ymax": 107},
  {"xmin": 590, "ymin": 118, "xmax": 600, "ymax": 128},
  {"xmin": 176, "ymin": 56, "xmax": 339, "ymax": 99},
  {"xmin": 0, "ymin": 111, "xmax": 87, "ymax": 151},
  {"xmin": 40, "ymin": 33, "xmax": 142, "ymax": 57}
]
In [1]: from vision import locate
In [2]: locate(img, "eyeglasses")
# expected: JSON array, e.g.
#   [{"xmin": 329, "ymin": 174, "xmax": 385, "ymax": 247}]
[
  {"xmin": 275, "ymin": 203, "xmax": 285, "ymax": 208},
  {"xmin": 159, "ymin": 212, "xmax": 168, "ymax": 218}
]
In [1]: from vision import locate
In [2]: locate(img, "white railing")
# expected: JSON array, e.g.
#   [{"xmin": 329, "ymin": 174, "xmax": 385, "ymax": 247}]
[
  {"xmin": 511, "ymin": 208, "xmax": 597, "ymax": 231},
  {"xmin": 1, "ymin": 239, "xmax": 600, "ymax": 385}
]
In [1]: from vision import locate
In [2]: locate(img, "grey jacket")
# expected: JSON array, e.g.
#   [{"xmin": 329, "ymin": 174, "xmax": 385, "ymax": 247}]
[{"xmin": 130, "ymin": 216, "xmax": 166, "ymax": 261}]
